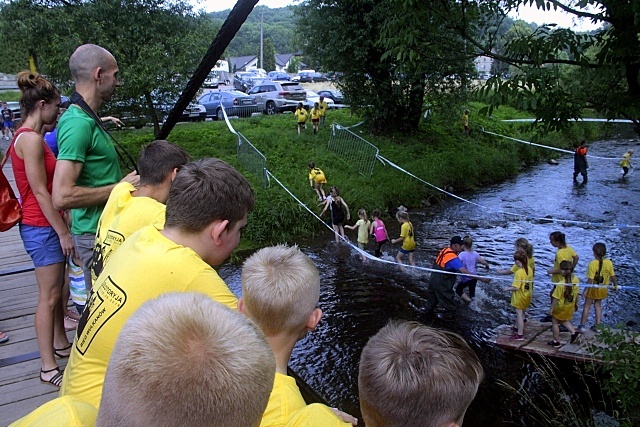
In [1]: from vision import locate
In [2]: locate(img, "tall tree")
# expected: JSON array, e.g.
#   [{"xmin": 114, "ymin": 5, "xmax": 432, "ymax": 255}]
[{"xmin": 262, "ymin": 38, "xmax": 276, "ymax": 72}]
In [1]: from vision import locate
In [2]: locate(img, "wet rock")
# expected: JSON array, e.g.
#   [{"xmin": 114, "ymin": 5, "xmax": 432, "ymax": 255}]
[
  {"xmin": 548, "ymin": 159, "xmax": 559, "ymax": 165},
  {"xmin": 621, "ymin": 201, "xmax": 629, "ymax": 205},
  {"xmin": 467, "ymin": 221, "xmax": 479, "ymax": 229}
]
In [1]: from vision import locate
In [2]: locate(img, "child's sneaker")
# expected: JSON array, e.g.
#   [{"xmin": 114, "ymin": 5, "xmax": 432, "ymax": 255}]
[
  {"xmin": 547, "ymin": 340, "xmax": 561, "ymax": 348},
  {"xmin": 510, "ymin": 334, "xmax": 524, "ymax": 341},
  {"xmin": 570, "ymin": 332, "xmax": 581, "ymax": 344},
  {"xmin": 577, "ymin": 324, "xmax": 586, "ymax": 333}
]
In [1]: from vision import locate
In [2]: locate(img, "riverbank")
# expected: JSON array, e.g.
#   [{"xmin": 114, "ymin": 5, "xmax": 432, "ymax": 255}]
[{"xmin": 115, "ymin": 105, "xmax": 618, "ymax": 250}]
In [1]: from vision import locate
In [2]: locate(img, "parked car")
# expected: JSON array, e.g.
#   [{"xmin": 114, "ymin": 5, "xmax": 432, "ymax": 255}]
[
  {"xmin": 5, "ymin": 101, "xmax": 21, "ymax": 124},
  {"xmin": 247, "ymin": 68, "xmax": 267, "ymax": 78},
  {"xmin": 316, "ymin": 90, "xmax": 344, "ymax": 105},
  {"xmin": 267, "ymin": 71, "xmax": 291, "ymax": 81},
  {"xmin": 233, "ymin": 72, "xmax": 255, "ymax": 92},
  {"xmin": 294, "ymin": 71, "xmax": 329, "ymax": 83},
  {"xmin": 197, "ymin": 91, "xmax": 259, "ymax": 120},
  {"xmin": 303, "ymin": 90, "xmax": 335, "ymax": 110},
  {"xmin": 247, "ymin": 81, "xmax": 306, "ymax": 115},
  {"xmin": 114, "ymin": 96, "xmax": 206, "ymax": 128},
  {"xmin": 203, "ymin": 72, "xmax": 219, "ymax": 89}
]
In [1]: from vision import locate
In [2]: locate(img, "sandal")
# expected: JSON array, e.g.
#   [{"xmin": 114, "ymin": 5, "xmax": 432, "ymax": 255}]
[
  {"xmin": 0, "ymin": 331, "xmax": 8, "ymax": 344},
  {"xmin": 40, "ymin": 367, "xmax": 63, "ymax": 387},
  {"xmin": 54, "ymin": 343, "xmax": 73, "ymax": 358}
]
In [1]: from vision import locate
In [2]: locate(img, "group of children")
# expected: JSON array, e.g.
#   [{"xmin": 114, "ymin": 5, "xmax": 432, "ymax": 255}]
[{"xmin": 295, "ymin": 98, "xmax": 328, "ymax": 135}]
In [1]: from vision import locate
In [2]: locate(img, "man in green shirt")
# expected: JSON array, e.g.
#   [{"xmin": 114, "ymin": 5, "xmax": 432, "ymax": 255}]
[{"xmin": 53, "ymin": 44, "xmax": 139, "ymax": 293}]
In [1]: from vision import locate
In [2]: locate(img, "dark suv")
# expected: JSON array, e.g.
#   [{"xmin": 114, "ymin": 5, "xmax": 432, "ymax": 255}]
[{"xmin": 233, "ymin": 72, "xmax": 255, "ymax": 92}]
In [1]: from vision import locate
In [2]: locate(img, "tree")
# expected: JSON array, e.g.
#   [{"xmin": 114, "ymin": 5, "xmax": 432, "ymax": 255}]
[
  {"xmin": 0, "ymin": 0, "xmax": 217, "ymax": 136},
  {"xmin": 286, "ymin": 56, "xmax": 300, "ymax": 73},
  {"xmin": 262, "ymin": 38, "xmax": 276, "ymax": 72},
  {"xmin": 295, "ymin": 0, "xmax": 474, "ymax": 134}
]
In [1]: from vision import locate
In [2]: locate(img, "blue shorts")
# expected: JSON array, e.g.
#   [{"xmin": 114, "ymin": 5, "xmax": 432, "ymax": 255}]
[
  {"xmin": 399, "ymin": 248, "xmax": 415, "ymax": 255},
  {"xmin": 4, "ymin": 121, "xmax": 13, "ymax": 129},
  {"xmin": 19, "ymin": 224, "xmax": 65, "ymax": 267}
]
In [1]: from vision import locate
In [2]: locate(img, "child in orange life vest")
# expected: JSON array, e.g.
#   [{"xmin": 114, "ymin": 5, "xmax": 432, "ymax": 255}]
[
  {"xmin": 547, "ymin": 260, "xmax": 581, "ymax": 348},
  {"xmin": 391, "ymin": 208, "xmax": 416, "ymax": 267},
  {"xmin": 579, "ymin": 242, "xmax": 617, "ymax": 332},
  {"xmin": 503, "ymin": 250, "xmax": 533, "ymax": 341},
  {"xmin": 294, "ymin": 103, "xmax": 308, "ymax": 136},
  {"xmin": 345, "ymin": 209, "xmax": 370, "ymax": 262}
]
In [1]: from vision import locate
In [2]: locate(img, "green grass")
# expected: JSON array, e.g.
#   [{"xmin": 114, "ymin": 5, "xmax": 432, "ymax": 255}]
[{"xmin": 114, "ymin": 106, "xmax": 609, "ymax": 248}]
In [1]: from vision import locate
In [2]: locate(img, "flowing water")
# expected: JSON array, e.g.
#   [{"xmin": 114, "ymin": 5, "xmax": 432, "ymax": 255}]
[{"xmin": 220, "ymin": 137, "xmax": 640, "ymax": 426}]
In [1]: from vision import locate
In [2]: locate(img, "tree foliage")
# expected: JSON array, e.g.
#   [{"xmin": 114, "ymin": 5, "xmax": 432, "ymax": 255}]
[
  {"xmin": 0, "ymin": 0, "xmax": 217, "ymax": 136},
  {"xmin": 295, "ymin": 0, "xmax": 474, "ymax": 134},
  {"xmin": 261, "ymin": 38, "xmax": 276, "ymax": 72}
]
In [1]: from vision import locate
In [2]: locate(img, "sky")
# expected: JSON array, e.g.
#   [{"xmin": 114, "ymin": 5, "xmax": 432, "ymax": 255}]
[{"xmin": 191, "ymin": 0, "xmax": 601, "ymax": 32}]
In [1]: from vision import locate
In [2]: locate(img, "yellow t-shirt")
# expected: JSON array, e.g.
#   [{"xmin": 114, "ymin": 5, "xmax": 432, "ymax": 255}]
[
  {"xmin": 310, "ymin": 108, "xmax": 321, "ymax": 120},
  {"xmin": 510, "ymin": 267, "xmax": 533, "ymax": 310},
  {"xmin": 551, "ymin": 276, "xmax": 580, "ymax": 321},
  {"xmin": 294, "ymin": 108, "xmax": 308, "ymax": 124},
  {"xmin": 308, "ymin": 168, "xmax": 327, "ymax": 184},
  {"xmin": 354, "ymin": 219, "xmax": 370, "ymax": 244},
  {"xmin": 585, "ymin": 258, "xmax": 615, "ymax": 300},
  {"xmin": 61, "ymin": 225, "xmax": 238, "ymax": 407},
  {"xmin": 318, "ymin": 101, "xmax": 328, "ymax": 117},
  {"xmin": 260, "ymin": 373, "xmax": 307, "ymax": 427},
  {"xmin": 284, "ymin": 404, "xmax": 352, "ymax": 427},
  {"xmin": 9, "ymin": 396, "xmax": 97, "ymax": 427},
  {"xmin": 552, "ymin": 246, "xmax": 577, "ymax": 284},
  {"xmin": 620, "ymin": 153, "xmax": 631, "ymax": 167},
  {"xmin": 92, "ymin": 182, "xmax": 166, "ymax": 282},
  {"xmin": 510, "ymin": 256, "xmax": 535, "ymax": 274},
  {"xmin": 399, "ymin": 222, "xmax": 416, "ymax": 251}
]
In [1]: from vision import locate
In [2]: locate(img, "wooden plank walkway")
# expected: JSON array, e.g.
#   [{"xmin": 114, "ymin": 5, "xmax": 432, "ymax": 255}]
[
  {"xmin": 0, "ymin": 158, "xmax": 74, "ymax": 425},
  {"xmin": 494, "ymin": 320, "xmax": 603, "ymax": 362}
]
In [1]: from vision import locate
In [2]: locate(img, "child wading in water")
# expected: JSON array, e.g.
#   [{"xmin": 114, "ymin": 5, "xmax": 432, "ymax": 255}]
[
  {"xmin": 391, "ymin": 209, "xmax": 416, "ymax": 268},
  {"xmin": 504, "ymin": 250, "xmax": 533, "ymax": 340},
  {"xmin": 320, "ymin": 186, "xmax": 350, "ymax": 243},
  {"xmin": 620, "ymin": 149, "xmax": 633, "ymax": 177},
  {"xmin": 294, "ymin": 102, "xmax": 308, "ymax": 136},
  {"xmin": 308, "ymin": 162, "xmax": 327, "ymax": 201},
  {"xmin": 369, "ymin": 209, "xmax": 388, "ymax": 257},
  {"xmin": 579, "ymin": 242, "xmax": 617, "ymax": 332},
  {"xmin": 497, "ymin": 237, "xmax": 535, "ymax": 321},
  {"xmin": 455, "ymin": 236, "xmax": 489, "ymax": 303},
  {"xmin": 345, "ymin": 209, "xmax": 371, "ymax": 262},
  {"xmin": 547, "ymin": 260, "xmax": 581, "ymax": 348}
]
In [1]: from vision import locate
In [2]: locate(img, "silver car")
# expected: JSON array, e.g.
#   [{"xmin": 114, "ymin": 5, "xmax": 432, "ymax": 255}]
[{"xmin": 247, "ymin": 81, "xmax": 306, "ymax": 114}]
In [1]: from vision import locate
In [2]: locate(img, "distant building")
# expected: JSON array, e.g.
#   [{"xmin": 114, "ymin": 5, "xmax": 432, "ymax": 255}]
[
  {"xmin": 474, "ymin": 55, "xmax": 493, "ymax": 79},
  {"xmin": 229, "ymin": 55, "xmax": 259, "ymax": 72}
]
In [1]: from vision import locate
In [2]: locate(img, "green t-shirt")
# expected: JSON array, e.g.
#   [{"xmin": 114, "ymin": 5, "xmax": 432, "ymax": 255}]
[{"xmin": 57, "ymin": 105, "xmax": 122, "ymax": 235}]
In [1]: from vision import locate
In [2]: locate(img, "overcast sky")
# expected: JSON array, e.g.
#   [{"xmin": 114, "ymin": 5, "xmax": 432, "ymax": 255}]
[{"xmin": 191, "ymin": 0, "xmax": 601, "ymax": 31}]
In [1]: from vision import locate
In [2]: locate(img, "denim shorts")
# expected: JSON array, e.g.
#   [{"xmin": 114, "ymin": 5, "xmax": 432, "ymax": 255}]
[
  {"xmin": 399, "ymin": 247, "xmax": 415, "ymax": 255},
  {"xmin": 19, "ymin": 224, "xmax": 65, "ymax": 267}
]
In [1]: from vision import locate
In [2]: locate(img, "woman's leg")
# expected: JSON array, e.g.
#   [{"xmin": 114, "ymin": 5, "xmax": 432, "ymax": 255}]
[
  {"xmin": 332, "ymin": 224, "xmax": 340, "ymax": 243},
  {"xmin": 594, "ymin": 299, "xmax": 603, "ymax": 324},
  {"xmin": 34, "ymin": 262, "xmax": 69, "ymax": 380}
]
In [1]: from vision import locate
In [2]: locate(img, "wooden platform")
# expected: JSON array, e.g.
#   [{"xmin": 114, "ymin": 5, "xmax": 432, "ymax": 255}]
[
  {"xmin": 494, "ymin": 320, "xmax": 603, "ymax": 362},
  {"xmin": 0, "ymin": 160, "xmax": 74, "ymax": 425}
]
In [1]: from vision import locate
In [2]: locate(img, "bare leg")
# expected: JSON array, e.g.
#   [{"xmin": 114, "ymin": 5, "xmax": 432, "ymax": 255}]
[
  {"xmin": 551, "ymin": 317, "xmax": 560, "ymax": 341},
  {"xmin": 580, "ymin": 298, "xmax": 593, "ymax": 326},
  {"xmin": 408, "ymin": 251, "xmax": 415, "ymax": 267},
  {"xmin": 516, "ymin": 309, "xmax": 524, "ymax": 335},
  {"xmin": 34, "ymin": 263, "xmax": 70, "ymax": 381},
  {"xmin": 319, "ymin": 184, "xmax": 325, "ymax": 199},
  {"xmin": 332, "ymin": 224, "xmax": 340, "ymax": 243},
  {"xmin": 561, "ymin": 320, "xmax": 575, "ymax": 334},
  {"xmin": 594, "ymin": 299, "xmax": 603, "ymax": 324}
]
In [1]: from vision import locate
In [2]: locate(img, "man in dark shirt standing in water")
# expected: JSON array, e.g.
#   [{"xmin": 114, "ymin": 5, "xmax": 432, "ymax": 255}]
[{"xmin": 573, "ymin": 140, "xmax": 588, "ymax": 186}]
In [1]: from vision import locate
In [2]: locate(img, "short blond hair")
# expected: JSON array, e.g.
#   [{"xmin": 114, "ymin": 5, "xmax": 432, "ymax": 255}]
[
  {"xmin": 242, "ymin": 245, "xmax": 320, "ymax": 335},
  {"xmin": 359, "ymin": 321, "xmax": 484, "ymax": 427},
  {"xmin": 97, "ymin": 293, "xmax": 275, "ymax": 427}
]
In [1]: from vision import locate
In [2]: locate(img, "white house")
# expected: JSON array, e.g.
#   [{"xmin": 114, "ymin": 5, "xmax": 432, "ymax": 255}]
[{"xmin": 474, "ymin": 55, "xmax": 493, "ymax": 79}]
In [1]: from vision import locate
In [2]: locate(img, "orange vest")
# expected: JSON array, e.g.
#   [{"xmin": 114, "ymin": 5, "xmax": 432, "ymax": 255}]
[
  {"xmin": 435, "ymin": 248, "xmax": 457, "ymax": 268},
  {"xmin": 575, "ymin": 146, "xmax": 587, "ymax": 156}
]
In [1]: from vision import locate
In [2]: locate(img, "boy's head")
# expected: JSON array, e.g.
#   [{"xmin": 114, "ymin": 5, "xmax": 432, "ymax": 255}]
[
  {"xmin": 165, "ymin": 157, "xmax": 254, "ymax": 233},
  {"xmin": 240, "ymin": 244, "xmax": 322, "ymax": 337},
  {"xmin": 97, "ymin": 292, "xmax": 275, "ymax": 427},
  {"xmin": 138, "ymin": 140, "xmax": 190, "ymax": 188},
  {"xmin": 359, "ymin": 321, "xmax": 484, "ymax": 427}
]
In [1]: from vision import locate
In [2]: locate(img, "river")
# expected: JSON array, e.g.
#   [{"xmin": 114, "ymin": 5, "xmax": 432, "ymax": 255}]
[{"xmin": 219, "ymin": 136, "xmax": 639, "ymax": 426}]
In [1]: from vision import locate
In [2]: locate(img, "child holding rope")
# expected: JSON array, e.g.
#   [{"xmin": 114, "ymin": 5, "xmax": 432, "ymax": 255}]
[
  {"xmin": 345, "ymin": 209, "xmax": 370, "ymax": 262},
  {"xmin": 547, "ymin": 260, "xmax": 580, "ymax": 348},
  {"xmin": 504, "ymin": 250, "xmax": 533, "ymax": 341},
  {"xmin": 456, "ymin": 236, "xmax": 489, "ymax": 303},
  {"xmin": 369, "ymin": 209, "xmax": 389, "ymax": 258},
  {"xmin": 320, "ymin": 186, "xmax": 350, "ymax": 243},
  {"xmin": 391, "ymin": 208, "xmax": 416, "ymax": 267},
  {"xmin": 579, "ymin": 242, "xmax": 617, "ymax": 332}
]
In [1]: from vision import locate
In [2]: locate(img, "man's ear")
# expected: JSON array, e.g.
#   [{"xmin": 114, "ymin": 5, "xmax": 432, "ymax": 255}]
[
  {"xmin": 210, "ymin": 219, "xmax": 230, "ymax": 245},
  {"xmin": 94, "ymin": 66, "xmax": 104, "ymax": 82},
  {"xmin": 305, "ymin": 308, "xmax": 322, "ymax": 332}
]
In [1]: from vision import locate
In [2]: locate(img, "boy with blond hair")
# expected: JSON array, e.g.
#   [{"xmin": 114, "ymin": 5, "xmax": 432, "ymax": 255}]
[
  {"xmin": 359, "ymin": 321, "xmax": 484, "ymax": 427},
  {"xmin": 97, "ymin": 293, "xmax": 275, "ymax": 427},
  {"xmin": 239, "ymin": 245, "xmax": 355, "ymax": 427}
]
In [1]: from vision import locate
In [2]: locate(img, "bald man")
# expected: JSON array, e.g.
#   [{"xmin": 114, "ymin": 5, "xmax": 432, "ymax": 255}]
[{"xmin": 53, "ymin": 44, "xmax": 138, "ymax": 293}]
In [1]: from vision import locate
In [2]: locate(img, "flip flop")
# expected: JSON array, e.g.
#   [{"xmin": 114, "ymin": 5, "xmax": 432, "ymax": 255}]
[
  {"xmin": 0, "ymin": 331, "xmax": 8, "ymax": 344},
  {"xmin": 40, "ymin": 367, "xmax": 63, "ymax": 387},
  {"xmin": 54, "ymin": 343, "xmax": 73, "ymax": 358}
]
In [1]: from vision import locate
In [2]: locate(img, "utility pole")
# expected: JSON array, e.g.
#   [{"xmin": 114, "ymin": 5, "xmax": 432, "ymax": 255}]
[{"xmin": 260, "ymin": 13, "xmax": 264, "ymax": 69}]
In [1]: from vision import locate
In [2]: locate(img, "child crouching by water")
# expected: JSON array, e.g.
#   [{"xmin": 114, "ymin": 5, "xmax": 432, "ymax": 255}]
[
  {"xmin": 579, "ymin": 242, "xmax": 617, "ymax": 332},
  {"xmin": 547, "ymin": 260, "xmax": 580, "ymax": 348},
  {"xmin": 345, "ymin": 209, "xmax": 371, "ymax": 262},
  {"xmin": 504, "ymin": 250, "xmax": 533, "ymax": 341}
]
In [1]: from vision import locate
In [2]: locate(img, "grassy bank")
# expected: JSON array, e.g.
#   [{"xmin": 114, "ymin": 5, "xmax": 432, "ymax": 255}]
[{"xmin": 114, "ymin": 104, "xmax": 608, "ymax": 250}]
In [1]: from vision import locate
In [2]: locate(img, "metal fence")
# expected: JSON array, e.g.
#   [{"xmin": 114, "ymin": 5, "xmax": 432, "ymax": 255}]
[{"xmin": 327, "ymin": 123, "xmax": 379, "ymax": 177}]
